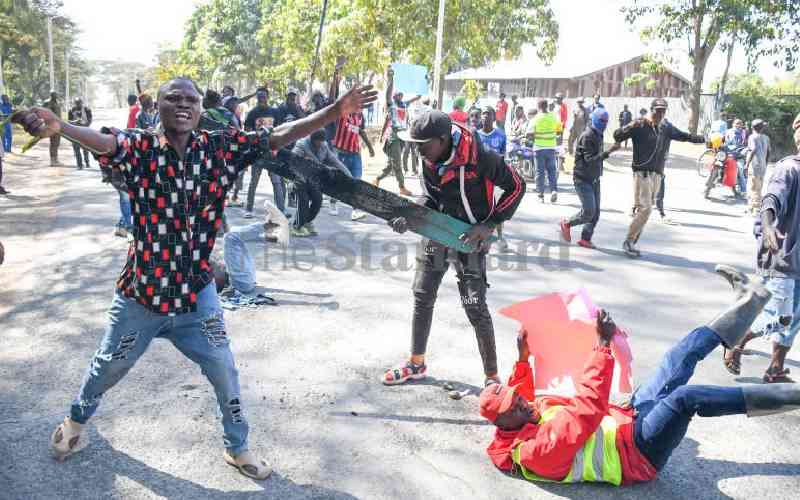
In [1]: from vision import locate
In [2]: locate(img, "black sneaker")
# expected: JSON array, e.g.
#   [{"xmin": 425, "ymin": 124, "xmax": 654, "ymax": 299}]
[
  {"xmin": 623, "ymin": 240, "xmax": 641, "ymax": 258},
  {"xmin": 538, "ymin": 195, "xmax": 545, "ymax": 203},
  {"xmin": 0, "ymin": 186, "xmax": 8, "ymax": 195},
  {"xmin": 550, "ymin": 192, "xmax": 558, "ymax": 203}
]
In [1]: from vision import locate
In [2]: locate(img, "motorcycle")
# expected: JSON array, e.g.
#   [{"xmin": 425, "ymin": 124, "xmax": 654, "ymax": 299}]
[
  {"xmin": 704, "ymin": 144, "xmax": 747, "ymax": 199},
  {"xmin": 508, "ymin": 140, "xmax": 535, "ymax": 181}
]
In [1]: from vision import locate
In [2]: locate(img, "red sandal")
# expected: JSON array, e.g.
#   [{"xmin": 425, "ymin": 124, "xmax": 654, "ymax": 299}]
[{"xmin": 383, "ymin": 361, "xmax": 427, "ymax": 385}]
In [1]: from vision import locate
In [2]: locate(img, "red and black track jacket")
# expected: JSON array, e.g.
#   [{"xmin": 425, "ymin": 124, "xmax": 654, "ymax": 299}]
[{"xmin": 421, "ymin": 123, "xmax": 525, "ymax": 225}]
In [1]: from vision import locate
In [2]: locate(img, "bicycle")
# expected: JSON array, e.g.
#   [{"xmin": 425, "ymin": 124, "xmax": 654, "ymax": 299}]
[{"xmin": 697, "ymin": 148, "xmax": 716, "ymax": 178}]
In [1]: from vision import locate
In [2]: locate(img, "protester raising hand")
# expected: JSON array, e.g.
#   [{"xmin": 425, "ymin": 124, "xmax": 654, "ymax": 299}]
[{"xmin": 334, "ymin": 85, "xmax": 379, "ymax": 117}]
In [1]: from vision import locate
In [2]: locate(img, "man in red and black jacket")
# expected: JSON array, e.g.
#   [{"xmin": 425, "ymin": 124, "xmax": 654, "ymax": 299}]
[
  {"xmin": 479, "ymin": 267, "xmax": 800, "ymax": 486},
  {"xmin": 382, "ymin": 110, "xmax": 525, "ymax": 387}
]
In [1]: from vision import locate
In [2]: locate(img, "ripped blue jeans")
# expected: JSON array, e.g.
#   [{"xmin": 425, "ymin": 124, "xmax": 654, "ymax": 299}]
[{"xmin": 70, "ymin": 283, "xmax": 248, "ymax": 454}]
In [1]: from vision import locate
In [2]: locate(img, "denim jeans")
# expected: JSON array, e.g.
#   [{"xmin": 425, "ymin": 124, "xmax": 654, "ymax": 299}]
[
  {"xmin": 70, "ymin": 283, "xmax": 249, "ymax": 454},
  {"xmin": 336, "ymin": 149, "xmax": 363, "ymax": 179},
  {"xmin": 631, "ymin": 327, "xmax": 746, "ymax": 471},
  {"xmin": 117, "ymin": 190, "xmax": 133, "ymax": 230},
  {"xmin": 750, "ymin": 277, "xmax": 800, "ymax": 347},
  {"xmin": 737, "ymin": 159, "xmax": 747, "ymax": 194},
  {"xmin": 247, "ymin": 164, "xmax": 286, "ymax": 214},
  {"xmin": 534, "ymin": 149, "xmax": 557, "ymax": 195},
  {"xmin": 567, "ymin": 178, "xmax": 601, "ymax": 241},
  {"xmin": 2, "ymin": 123, "xmax": 11, "ymax": 152},
  {"xmin": 223, "ymin": 224, "xmax": 260, "ymax": 294}
]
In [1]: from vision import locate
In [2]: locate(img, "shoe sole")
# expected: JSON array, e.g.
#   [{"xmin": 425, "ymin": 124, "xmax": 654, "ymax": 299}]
[
  {"xmin": 223, "ymin": 451, "xmax": 272, "ymax": 480},
  {"xmin": 382, "ymin": 372, "xmax": 426, "ymax": 386}
]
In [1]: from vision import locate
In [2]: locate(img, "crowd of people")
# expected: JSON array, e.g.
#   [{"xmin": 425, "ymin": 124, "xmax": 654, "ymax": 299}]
[{"xmin": 5, "ymin": 59, "xmax": 800, "ymax": 491}]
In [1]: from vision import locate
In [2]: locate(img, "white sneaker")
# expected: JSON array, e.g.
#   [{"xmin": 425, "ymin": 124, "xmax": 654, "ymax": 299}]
[
  {"xmin": 329, "ymin": 204, "xmax": 339, "ymax": 216},
  {"xmin": 495, "ymin": 238, "xmax": 510, "ymax": 253},
  {"xmin": 660, "ymin": 214, "xmax": 679, "ymax": 225},
  {"xmin": 351, "ymin": 209, "xmax": 366, "ymax": 221}
]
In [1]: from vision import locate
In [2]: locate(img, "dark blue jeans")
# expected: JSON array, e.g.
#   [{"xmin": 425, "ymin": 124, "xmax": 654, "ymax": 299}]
[
  {"xmin": 567, "ymin": 178, "xmax": 600, "ymax": 241},
  {"xmin": 631, "ymin": 327, "xmax": 747, "ymax": 471},
  {"xmin": 534, "ymin": 149, "xmax": 557, "ymax": 195}
]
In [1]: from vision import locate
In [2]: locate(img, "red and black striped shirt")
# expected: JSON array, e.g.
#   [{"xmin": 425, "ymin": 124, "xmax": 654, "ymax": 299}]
[{"xmin": 333, "ymin": 112, "xmax": 365, "ymax": 153}]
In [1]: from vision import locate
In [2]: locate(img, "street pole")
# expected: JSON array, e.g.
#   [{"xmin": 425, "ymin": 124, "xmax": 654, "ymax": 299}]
[
  {"xmin": 47, "ymin": 17, "xmax": 55, "ymax": 93},
  {"xmin": 432, "ymin": 0, "xmax": 446, "ymax": 109},
  {"xmin": 308, "ymin": 0, "xmax": 329, "ymax": 97},
  {"xmin": 0, "ymin": 44, "xmax": 5, "ymax": 94},
  {"xmin": 65, "ymin": 48, "xmax": 70, "ymax": 107}
]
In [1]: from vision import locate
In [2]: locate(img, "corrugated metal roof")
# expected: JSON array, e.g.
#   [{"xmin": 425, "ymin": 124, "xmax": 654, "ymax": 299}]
[{"xmin": 445, "ymin": 55, "xmax": 690, "ymax": 85}]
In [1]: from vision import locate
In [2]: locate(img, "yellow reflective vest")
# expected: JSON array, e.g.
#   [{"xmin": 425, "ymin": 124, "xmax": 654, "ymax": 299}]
[{"xmin": 512, "ymin": 405, "xmax": 623, "ymax": 486}]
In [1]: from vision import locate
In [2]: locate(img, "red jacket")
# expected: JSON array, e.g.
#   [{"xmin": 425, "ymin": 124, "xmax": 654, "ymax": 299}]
[
  {"xmin": 127, "ymin": 104, "xmax": 140, "ymax": 129},
  {"xmin": 485, "ymin": 348, "xmax": 657, "ymax": 484},
  {"xmin": 559, "ymin": 103, "xmax": 568, "ymax": 128}
]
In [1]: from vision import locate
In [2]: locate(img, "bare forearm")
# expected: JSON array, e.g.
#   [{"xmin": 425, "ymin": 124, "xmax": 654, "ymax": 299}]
[
  {"xmin": 359, "ymin": 129, "xmax": 373, "ymax": 150},
  {"xmin": 270, "ymin": 104, "xmax": 341, "ymax": 151},
  {"xmin": 60, "ymin": 122, "xmax": 117, "ymax": 155}
]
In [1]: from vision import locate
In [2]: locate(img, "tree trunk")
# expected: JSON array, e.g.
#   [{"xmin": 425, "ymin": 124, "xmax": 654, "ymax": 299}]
[{"xmin": 717, "ymin": 38, "xmax": 735, "ymax": 106}]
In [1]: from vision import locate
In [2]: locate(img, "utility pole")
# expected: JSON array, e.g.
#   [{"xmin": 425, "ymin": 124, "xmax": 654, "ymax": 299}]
[
  {"xmin": 0, "ymin": 43, "xmax": 5, "ymax": 94},
  {"xmin": 47, "ymin": 17, "xmax": 55, "ymax": 93},
  {"xmin": 432, "ymin": 0, "xmax": 446, "ymax": 109},
  {"xmin": 308, "ymin": 0, "xmax": 329, "ymax": 96},
  {"xmin": 65, "ymin": 48, "xmax": 70, "ymax": 107}
]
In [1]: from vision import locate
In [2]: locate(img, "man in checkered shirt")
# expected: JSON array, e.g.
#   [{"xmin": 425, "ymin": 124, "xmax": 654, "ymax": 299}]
[{"xmin": 13, "ymin": 76, "xmax": 377, "ymax": 480}]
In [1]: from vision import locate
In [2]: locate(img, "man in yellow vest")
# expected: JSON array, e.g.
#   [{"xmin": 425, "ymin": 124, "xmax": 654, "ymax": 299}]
[
  {"xmin": 527, "ymin": 99, "xmax": 563, "ymax": 203},
  {"xmin": 480, "ymin": 266, "xmax": 800, "ymax": 485}
]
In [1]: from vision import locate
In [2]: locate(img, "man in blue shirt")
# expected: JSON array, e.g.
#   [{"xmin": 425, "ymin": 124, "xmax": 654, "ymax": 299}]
[
  {"xmin": 477, "ymin": 106, "xmax": 509, "ymax": 252},
  {"xmin": 477, "ymin": 106, "xmax": 506, "ymax": 155},
  {"xmin": 1, "ymin": 94, "xmax": 13, "ymax": 153}
]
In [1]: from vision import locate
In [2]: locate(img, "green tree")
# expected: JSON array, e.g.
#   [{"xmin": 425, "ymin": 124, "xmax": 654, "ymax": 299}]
[
  {"xmin": 255, "ymin": 0, "xmax": 557, "ymax": 99},
  {"xmin": 0, "ymin": 0, "xmax": 89, "ymax": 105},
  {"xmin": 624, "ymin": 54, "xmax": 671, "ymax": 92},
  {"xmin": 461, "ymin": 80, "xmax": 483, "ymax": 104},
  {"xmin": 720, "ymin": 73, "xmax": 800, "ymax": 157},
  {"xmin": 623, "ymin": 0, "xmax": 800, "ymax": 134}
]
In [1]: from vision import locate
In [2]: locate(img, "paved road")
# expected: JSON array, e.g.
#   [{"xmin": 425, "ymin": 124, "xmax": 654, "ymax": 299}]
[{"xmin": 1, "ymin": 109, "xmax": 798, "ymax": 499}]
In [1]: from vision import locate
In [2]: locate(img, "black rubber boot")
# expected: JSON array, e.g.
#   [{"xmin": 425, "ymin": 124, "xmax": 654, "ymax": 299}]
[
  {"xmin": 742, "ymin": 384, "xmax": 800, "ymax": 417},
  {"xmin": 707, "ymin": 278, "xmax": 771, "ymax": 348}
]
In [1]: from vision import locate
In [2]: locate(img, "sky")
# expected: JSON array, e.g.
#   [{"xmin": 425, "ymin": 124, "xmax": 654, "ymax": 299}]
[{"xmin": 62, "ymin": 0, "xmax": 791, "ymax": 91}]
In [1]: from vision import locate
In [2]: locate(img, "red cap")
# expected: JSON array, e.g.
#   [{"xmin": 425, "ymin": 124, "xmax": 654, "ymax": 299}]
[{"xmin": 479, "ymin": 383, "xmax": 519, "ymax": 423}]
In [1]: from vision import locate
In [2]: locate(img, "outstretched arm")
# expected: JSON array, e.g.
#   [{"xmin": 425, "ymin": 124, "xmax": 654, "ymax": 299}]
[
  {"xmin": 385, "ymin": 67, "xmax": 394, "ymax": 110},
  {"xmin": 13, "ymin": 107, "xmax": 117, "ymax": 155},
  {"xmin": 269, "ymin": 85, "xmax": 378, "ymax": 151}
]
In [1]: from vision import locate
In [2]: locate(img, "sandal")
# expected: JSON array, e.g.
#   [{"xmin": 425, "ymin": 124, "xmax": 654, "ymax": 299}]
[
  {"xmin": 763, "ymin": 367, "xmax": 795, "ymax": 384},
  {"xmin": 722, "ymin": 346, "xmax": 743, "ymax": 375},
  {"xmin": 223, "ymin": 450, "xmax": 272, "ymax": 480},
  {"xmin": 50, "ymin": 417, "xmax": 84, "ymax": 462},
  {"xmin": 252, "ymin": 294, "xmax": 277, "ymax": 306},
  {"xmin": 382, "ymin": 361, "xmax": 427, "ymax": 385}
]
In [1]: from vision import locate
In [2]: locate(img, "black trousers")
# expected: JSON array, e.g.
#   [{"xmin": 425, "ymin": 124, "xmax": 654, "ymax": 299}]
[
  {"xmin": 411, "ymin": 238, "xmax": 497, "ymax": 376},
  {"xmin": 294, "ymin": 181, "xmax": 322, "ymax": 228},
  {"xmin": 72, "ymin": 143, "xmax": 90, "ymax": 168}
]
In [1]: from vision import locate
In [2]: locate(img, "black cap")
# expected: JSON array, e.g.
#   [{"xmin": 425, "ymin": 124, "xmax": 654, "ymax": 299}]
[
  {"xmin": 651, "ymin": 98, "xmax": 668, "ymax": 110},
  {"xmin": 398, "ymin": 110, "xmax": 451, "ymax": 143}
]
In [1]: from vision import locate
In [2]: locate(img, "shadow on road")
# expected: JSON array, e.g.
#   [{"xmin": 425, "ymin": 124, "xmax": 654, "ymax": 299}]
[
  {"xmin": 513, "ymin": 438, "xmax": 800, "ymax": 500},
  {"xmin": 31, "ymin": 431, "xmax": 360, "ymax": 500},
  {"xmin": 329, "ymin": 411, "xmax": 489, "ymax": 427}
]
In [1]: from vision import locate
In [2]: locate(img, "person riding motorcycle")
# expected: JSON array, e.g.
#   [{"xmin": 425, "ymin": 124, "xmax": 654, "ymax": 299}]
[
  {"xmin": 725, "ymin": 119, "xmax": 749, "ymax": 196},
  {"xmin": 705, "ymin": 130, "xmax": 747, "ymax": 199},
  {"xmin": 508, "ymin": 107, "xmax": 535, "ymax": 179}
]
